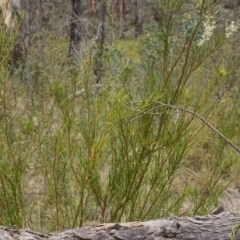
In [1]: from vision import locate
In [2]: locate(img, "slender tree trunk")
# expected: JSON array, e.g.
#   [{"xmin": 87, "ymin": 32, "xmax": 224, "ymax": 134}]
[
  {"xmin": 25, "ymin": 0, "xmax": 33, "ymax": 96},
  {"xmin": 114, "ymin": 0, "xmax": 125, "ymax": 37},
  {"xmin": 90, "ymin": 0, "xmax": 97, "ymax": 16},
  {"xmin": 114, "ymin": 0, "xmax": 125, "ymax": 17},
  {"xmin": 94, "ymin": 0, "xmax": 106, "ymax": 84},
  {"xmin": 134, "ymin": 0, "xmax": 143, "ymax": 37},
  {"xmin": 68, "ymin": 0, "xmax": 81, "ymax": 59}
]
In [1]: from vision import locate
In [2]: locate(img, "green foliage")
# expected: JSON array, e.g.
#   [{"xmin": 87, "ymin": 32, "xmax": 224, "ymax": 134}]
[{"xmin": 0, "ymin": 0, "xmax": 239, "ymax": 232}]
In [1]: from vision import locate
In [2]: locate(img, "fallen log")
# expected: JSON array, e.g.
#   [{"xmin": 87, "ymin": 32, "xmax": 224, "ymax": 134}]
[{"xmin": 1, "ymin": 211, "xmax": 240, "ymax": 240}]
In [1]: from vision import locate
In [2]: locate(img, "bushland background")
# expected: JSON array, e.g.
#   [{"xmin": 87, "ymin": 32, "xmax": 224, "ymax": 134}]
[{"xmin": 1, "ymin": 0, "xmax": 240, "ymax": 233}]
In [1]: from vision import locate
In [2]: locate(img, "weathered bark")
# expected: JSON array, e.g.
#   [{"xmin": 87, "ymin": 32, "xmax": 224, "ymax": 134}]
[
  {"xmin": 114, "ymin": 0, "xmax": 126, "ymax": 17},
  {"xmin": 93, "ymin": 0, "xmax": 106, "ymax": 84},
  {"xmin": 89, "ymin": 0, "xmax": 97, "ymax": 16},
  {"xmin": 114, "ymin": 0, "xmax": 125, "ymax": 37},
  {"xmin": 68, "ymin": 0, "xmax": 81, "ymax": 58},
  {"xmin": 134, "ymin": 0, "xmax": 143, "ymax": 37},
  {"xmin": 1, "ymin": 212, "xmax": 240, "ymax": 240}
]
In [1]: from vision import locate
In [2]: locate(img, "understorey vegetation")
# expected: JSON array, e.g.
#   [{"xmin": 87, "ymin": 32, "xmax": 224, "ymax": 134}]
[{"xmin": 0, "ymin": 0, "xmax": 240, "ymax": 233}]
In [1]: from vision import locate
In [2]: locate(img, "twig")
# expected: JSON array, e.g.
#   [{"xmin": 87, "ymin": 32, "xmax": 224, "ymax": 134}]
[
  {"xmin": 25, "ymin": 229, "xmax": 48, "ymax": 238},
  {"xmin": 127, "ymin": 100, "xmax": 240, "ymax": 154},
  {"xmin": 154, "ymin": 101, "xmax": 240, "ymax": 154},
  {"xmin": 125, "ymin": 104, "xmax": 164, "ymax": 123},
  {"xmin": 68, "ymin": 84, "xmax": 103, "ymax": 99}
]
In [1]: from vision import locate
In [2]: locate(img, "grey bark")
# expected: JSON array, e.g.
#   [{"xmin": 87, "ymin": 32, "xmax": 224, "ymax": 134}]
[
  {"xmin": 93, "ymin": 0, "xmax": 106, "ymax": 84},
  {"xmin": 68, "ymin": 0, "xmax": 81, "ymax": 58},
  {"xmin": 134, "ymin": 0, "xmax": 143, "ymax": 37},
  {"xmin": 0, "ymin": 212, "xmax": 240, "ymax": 240}
]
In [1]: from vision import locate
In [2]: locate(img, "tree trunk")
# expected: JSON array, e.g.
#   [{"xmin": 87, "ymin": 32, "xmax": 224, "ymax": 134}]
[
  {"xmin": 68, "ymin": 0, "xmax": 81, "ymax": 59},
  {"xmin": 134, "ymin": 0, "xmax": 143, "ymax": 37},
  {"xmin": 0, "ymin": 212, "xmax": 240, "ymax": 239},
  {"xmin": 93, "ymin": 0, "xmax": 106, "ymax": 84},
  {"xmin": 114, "ymin": 0, "xmax": 126, "ymax": 17},
  {"xmin": 90, "ymin": 0, "xmax": 97, "ymax": 16},
  {"xmin": 114, "ymin": 0, "xmax": 125, "ymax": 37}
]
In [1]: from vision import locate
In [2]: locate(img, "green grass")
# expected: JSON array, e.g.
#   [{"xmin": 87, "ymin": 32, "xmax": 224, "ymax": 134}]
[
  {"xmin": 114, "ymin": 37, "xmax": 141, "ymax": 64},
  {"xmin": 0, "ymin": 0, "xmax": 240, "ymax": 233}
]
